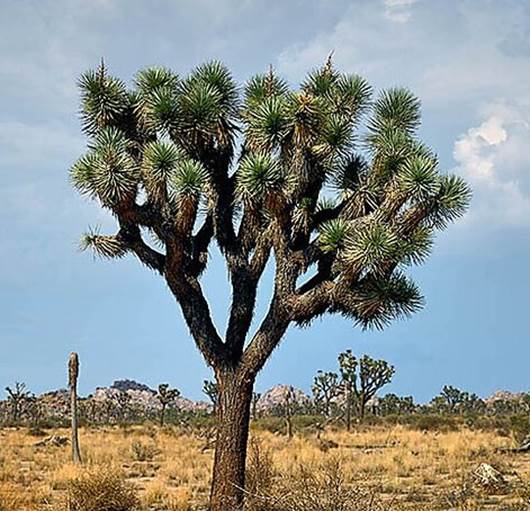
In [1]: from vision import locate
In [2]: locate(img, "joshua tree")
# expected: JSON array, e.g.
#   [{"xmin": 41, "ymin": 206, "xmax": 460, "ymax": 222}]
[
  {"xmin": 202, "ymin": 379, "xmax": 219, "ymax": 414},
  {"xmin": 251, "ymin": 392, "xmax": 261, "ymax": 420},
  {"xmin": 379, "ymin": 393, "xmax": 415, "ymax": 415},
  {"xmin": 156, "ymin": 383, "xmax": 180, "ymax": 426},
  {"xmin": 70, "ymin": 58, "xmax": 470, "ymax": 509},
  {"xmin": 69, "ymin": 352, "xmax": 82, "ymax": 463},
  {"xmin": 355, "ymin": 355, "xmax": 395, "ymax": 418},
  {"xmin": 338, "ymin": 349, "xmax": 357, "ymax": 430},
  {"xmin": 312, "ymin": 370, "xmax": 340, "ymax": 417},
  {"xmin": 434, "ymin": 385, "xmax": 485, "ymax": 415},
  {"xmin": 111, "ymin": 390, "xmax": 131, "ymax": 423},
  {"xmin": 436, "ymin": 385, "xmax": 470, "ymax": 414},
  {"xmin": 272, "ymin": 386, "xmax": 299, "ymax": 439},
  {"xmin": 5, "ymin": 382, "xmax": 31, "ymax": 425}
]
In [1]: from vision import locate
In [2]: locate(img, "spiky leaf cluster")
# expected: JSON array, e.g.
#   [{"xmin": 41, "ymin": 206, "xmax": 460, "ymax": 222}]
[{"xmin": 71, "ymin": 58, "xmax": 471, "ymax": 360}]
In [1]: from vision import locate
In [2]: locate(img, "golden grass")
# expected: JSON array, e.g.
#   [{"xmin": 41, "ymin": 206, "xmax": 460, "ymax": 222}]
[{"xmin": 0, "ymin": 424, "xmax": 527, "ymax": 510}]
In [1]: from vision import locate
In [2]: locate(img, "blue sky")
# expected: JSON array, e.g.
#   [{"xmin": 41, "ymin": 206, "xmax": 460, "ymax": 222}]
[{"xmin": 1, "ymin": 0, "xmax": 530, "ymax": 402}]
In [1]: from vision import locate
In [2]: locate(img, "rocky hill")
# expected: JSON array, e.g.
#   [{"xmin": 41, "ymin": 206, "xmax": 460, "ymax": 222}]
[
  {"xmin": 256, "ymin": 384, "xmax": 310, "ymax": 412},
  {"xmin": 484, "ymin": 390, "xmax": 524, "ymax": 405}
]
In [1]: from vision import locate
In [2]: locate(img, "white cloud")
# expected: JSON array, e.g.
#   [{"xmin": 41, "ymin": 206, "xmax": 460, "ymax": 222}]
[
  {"xmin": 453, "ymin": 102, "xmax": 530, "ymax": 226},
  {"xmin": 383, "ymin": 0, "xmax": 419, "ymax": 23},
  {"xmin": 277, "ymin": 1, "xmax": 530, "ymax": 110}
]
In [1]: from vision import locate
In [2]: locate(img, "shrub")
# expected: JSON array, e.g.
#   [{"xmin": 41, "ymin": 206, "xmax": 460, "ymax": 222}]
[
  {"xmin": 67, "ymin": 469, "xmax": 139, "ymax": 511},
  {"xmin": 0, "ymin": 482, "xmax": 36, "ymax": 511},
  {"xmin": 272, "ymin": 459, "xmax": 388, "ymax": 511},
  {"xmin": 245, "ymin": 438, "xmax": 275, "ymax": 511},
  {"xmin": 245, "ymin": 456, "xmax": 390, "ymax": 511},
  {"xmin": 130, "ymin": 441, "xmax": 159, "ymax": 461}
]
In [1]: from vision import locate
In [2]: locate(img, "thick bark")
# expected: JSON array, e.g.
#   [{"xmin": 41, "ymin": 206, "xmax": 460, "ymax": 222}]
[{"xmin": 210, "ymin": 368, "xmax": 254, "ymax": 511}]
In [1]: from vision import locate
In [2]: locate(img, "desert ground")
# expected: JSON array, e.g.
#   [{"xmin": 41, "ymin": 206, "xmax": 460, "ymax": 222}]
[{"xmin": 1, "ymin": 423, "xmax": 530, "ymax": 510}]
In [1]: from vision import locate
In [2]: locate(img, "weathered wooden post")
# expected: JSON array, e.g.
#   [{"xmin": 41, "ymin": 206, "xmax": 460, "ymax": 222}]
[{"xmin": 69, "ymin": 352, "xmax": 82, "ymax": 464}]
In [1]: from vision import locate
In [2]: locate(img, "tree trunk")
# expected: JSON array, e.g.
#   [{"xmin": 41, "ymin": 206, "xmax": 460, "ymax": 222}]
[
  {"xmin": 345, "ymin": 387, "xmax": 352, "ymax": 431},
  {"xmin": 209, "ymin": 369, "xmax": 254, "ymax": 511},
  {"xmin": 285, "ymin": 415, "xmax": 293, "ymax": 440},
  {"xmin": 359, "ymin": 395, "xmax": 366, "ymax": 420},
  {"xmin": 69, "ymin": 352, "xmax": 82, "ymax": 464}
]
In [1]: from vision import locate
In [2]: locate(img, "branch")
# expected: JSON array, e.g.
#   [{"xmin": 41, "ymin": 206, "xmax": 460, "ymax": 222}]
[
  {"xmin": 165, "ymin": 263, "xmax": 228, "ymax": 368},
  {"xmin": 117, "ymin": 223, "xmax": 166, "ymax": 274},
  {"xmin": 241, "ymin": 296, "xmax": 290, "ymax": 377},
  {"xmin": 224, "ymin": 225, "xmax": 273, "ymax": 358},
  {"xmin": 189, "ymin": 215, "xmax": 214, "ymax": 277}
]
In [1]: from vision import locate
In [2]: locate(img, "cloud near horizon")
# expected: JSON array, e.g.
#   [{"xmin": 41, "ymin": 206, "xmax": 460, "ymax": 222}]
[{"xmin": 453, "ymin": 101, "xmax": 530, "ymax": 226}]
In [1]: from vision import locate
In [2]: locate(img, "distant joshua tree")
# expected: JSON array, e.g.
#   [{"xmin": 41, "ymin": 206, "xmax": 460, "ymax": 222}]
[
  {"xmin": 433, "ymin": 385, "xmax": 485, "ymax": 415},
  {"xmin": 112, "ymin": 390, "xmax": 131, "ymax": 423},
  {"xmin": 281, "ymin": 386, "xmax": 298, "ymax": 440},
  {"xmin": 156, "ymin": 383, "xmax": 180, "ymax": 426},
  {"xmin": 320, "ymin": 352, "xmax": 395, "ymax": 421},
  {"xmin": 203, "ymin": 380, "xmax": 219, "ymax": 414},
  {"xmin": 379, "ymin": 393, "xmax": 415, "ymax": 415},
  {"xmin": 70, "ymin": 58, "xmax": 470, "ymax": 508},
  {"xmin": 439, "ymin": 385, "xmax": 466, "ymax": 413},
  {"xmin": 251, "ymin": 392, "xmax": 261, "ymax": 421},
  {"xmin": 312, "ymin": 371, "xmax": 340, "ymax": 417},
  {"xmin": 354, "ymin": 355, "xmax": 395, "ymax": 419},
  {"xmin": 5, "ymin": 382, "xmax": 32, "ymax": 425},
  {"xmin": 338, "ymin": 349, "xmax": 356, "ymax": 430}
]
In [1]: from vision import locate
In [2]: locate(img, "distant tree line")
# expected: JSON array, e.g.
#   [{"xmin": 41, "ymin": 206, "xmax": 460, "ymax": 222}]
[{"xmin": 2, "ymin": 354, "xmax": 530, "ymax": 428}]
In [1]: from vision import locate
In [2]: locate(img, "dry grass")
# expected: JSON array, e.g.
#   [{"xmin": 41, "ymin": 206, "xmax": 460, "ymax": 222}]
[
  {"xmin": 0, "ymin": 424, "xmax": 528, "ymax": 510},
  {"xmin": 67, "ymin": 469, "xmax": 139, "ymax": 511}
]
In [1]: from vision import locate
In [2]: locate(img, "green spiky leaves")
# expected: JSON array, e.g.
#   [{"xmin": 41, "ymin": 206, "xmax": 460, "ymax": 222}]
[
  {"xmin": 169, "ymin": 159, "xmax": 209, "ymax": 200},
  {"xmin": 236, "ymin": 153, "xmax": 285, "ymax": 203},
  {"xmin": 135, "ymin": 67, "xmax": 178, "ymax": 95},
  {"xmin": 175, "ymin": 61, "xmax": 238, "ymax": 146},
  {"xmin": 344, "ymin": 222, "xmax": 399, "ymax": 273},
  {"xmin": 319, "ymin": 218, "xmax": 350, "ymax": 252},
  {"xmin": 429, "ymin": 174, "xmax": 471, "ymax": 228},
  {"xmin": 142, "ymin": 140, "xmax": 183, "ymax": 201},
  {"xmin": 78, "ymin": 63, "xmax": 129, "ymax": 135},
  {"xmin": 190, "ymin": 61, "xmax": 239, "ymax": 115},
  {"xmin": 302, "ymin": 63, "xmax": 372, "ymax": 119},
  {"xmin": 313, "ymin": 114, "xmax": 353, "ymax": 159},
  {"xmin": 332, "ymin": 74, "xmax": 372, "ymax": 117},
  {"xmin": 338, "ymin": 272, "xmax": 424, "ymax": 330},
  {"xmin": 140, "ymin": 85, "xmax": 179, "ymax": 132},
  {"xmin": 357, "ymin": 273, "xmax": 424, "ymax": 329},
  {"xmin": 370, "ymin": 88, "xmax": 421, "ymax": 135},
  {"xmin": 244, "ymin": 71, "xmax": 289, "ymax": 106},
  {"xmin": 70, "ymin": 127, "xmax": 139, "ymax": 206},
  {"xmin": 245, "ymin": 96, "xmax": 290, "ymax": 151},
  {"xmin": 80, "ymin": 227, "xmax": 127, "ymax": 259},
  {"xmin": 398, "ymin": 154, "xmax": 440, "ymax": 201},
  {"xmin": 396, "ymin": 226, "xmax": 434, "ymax": 266}
]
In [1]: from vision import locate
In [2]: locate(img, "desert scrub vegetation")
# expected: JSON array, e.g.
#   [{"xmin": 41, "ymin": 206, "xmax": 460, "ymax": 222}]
[
  {"xmin": 67, "ymin": 469, "xmax": 139, "ymax": 511},
  {"xmin": 1, "ymin": 424, "xmax": 530, "ymax": 510}
]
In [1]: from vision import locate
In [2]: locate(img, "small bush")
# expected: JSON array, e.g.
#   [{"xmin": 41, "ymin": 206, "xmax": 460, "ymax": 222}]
[
  {"xmin": 245, "ymin": 438, "xmax": 275, "ymax": 511},
  {"xmin": 131, "ymin": 441, "xmax": 159, "ymax": 461},
  {"xmin": 0, "ymin": 482, "xmax": 36, "ymax": 511},
  {"xmin": 27, "ymin": 426, "xmax": 47, "ymax": 437},
  {"xmin": 67, "ymin": 469, "xmax": 139, "ymax": 511},
  {"xmin": 245, "ymin": 456, "xmax": 389, "ymax": 511},
  {"xmin": 273, "ymin": 459, "xmax": 388, "ymax": 511}
]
